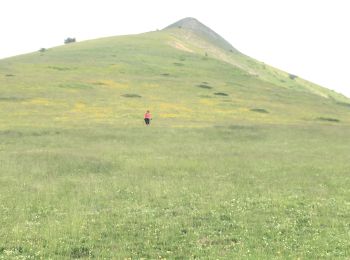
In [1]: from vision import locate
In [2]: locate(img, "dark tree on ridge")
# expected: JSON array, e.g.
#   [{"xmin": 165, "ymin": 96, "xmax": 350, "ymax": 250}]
[{"xmin": 64, "ymin": 37, "xmax": 76, "ymax": 44}]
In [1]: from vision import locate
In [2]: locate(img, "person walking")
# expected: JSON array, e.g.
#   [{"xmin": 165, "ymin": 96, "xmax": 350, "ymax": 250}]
[{"xmin": 144, "ymin": 110, "xmax": 152, "ymax": 126}]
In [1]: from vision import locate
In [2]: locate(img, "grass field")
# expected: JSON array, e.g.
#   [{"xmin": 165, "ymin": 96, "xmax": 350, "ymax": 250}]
[
  {"xmin": 1, "ymin": 124, "xmax": 349, "ymax": 258},
  {"xmin": 1, "ymin": 19, "xmax": 350, "ymax": 258}
]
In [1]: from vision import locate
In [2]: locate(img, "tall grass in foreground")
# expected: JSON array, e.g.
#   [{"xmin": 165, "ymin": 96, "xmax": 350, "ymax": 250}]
[{"xmin": 0, "ymin": 124, "xmax": 349, "ymax": 258}]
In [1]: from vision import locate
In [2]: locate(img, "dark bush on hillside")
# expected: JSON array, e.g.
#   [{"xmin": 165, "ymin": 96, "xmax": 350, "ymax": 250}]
[
  {"xmin": 317, "ymin": 117, "xmax": 340, "ymax": 122},
  {"xmin": 214, "ymin": 92, "xmax": 229, "ymax": 96},
  {"xmin": 251, "ymin": 108, "xmax": 269, "ymax": 113},
  {"xmin": 336, "ymin": 102, "xmax": 350, "ymax": 108},
  {"xmin": 5, "ymin": 74, "xmax": 15, "ymax": 77},
  {"xmin": 196, "ymin": 84, "xmax": 212, "ymax": 89},
  {"xmin": 64, "ymin": 37, "xmax": 76, "ymax": 44},
  {"xmin": 161, "ymin": 73, "xmax": 170, "ymax": 76},
  {"xmin": 48, "ymin": 66, "xmax": 74, "ymax": 71},
  {"xmin": 92, "ymin": 81, "xmax": 106, "ymax": 86},
  {"xmin": 173, "ymin": 62, "xmax": 184, "ymax": 66},
  {"xmin": 39, "ymin": 48, "xmax": 46, "ymax": 52},
  {"xmin": 289, "ymin": 74, "xmax": 298, "ymax": 80},
  {"xmin": 121, "ymin": 94, "xmax": 142, "ymax": 98}
]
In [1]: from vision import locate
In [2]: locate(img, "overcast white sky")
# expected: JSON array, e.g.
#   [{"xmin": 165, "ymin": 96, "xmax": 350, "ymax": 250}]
[{"xmin": 1, "ymin": 0, "xmax": 349, "ymax": 97}]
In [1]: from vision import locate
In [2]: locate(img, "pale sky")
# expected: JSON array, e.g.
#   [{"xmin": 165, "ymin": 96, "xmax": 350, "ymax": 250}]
[{"xmin": 1, "ymin": 0, "xmax": 349, "ymax": 97}]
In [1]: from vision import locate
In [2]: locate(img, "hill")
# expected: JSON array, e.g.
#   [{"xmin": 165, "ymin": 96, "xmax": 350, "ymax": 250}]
[
  {"xmin": 0, "ymin": 17, "xmax": 349, "ymax": 129},
  {"xmin": 0, "ymin": 18, "xmax": 349, "ymax": 259}
]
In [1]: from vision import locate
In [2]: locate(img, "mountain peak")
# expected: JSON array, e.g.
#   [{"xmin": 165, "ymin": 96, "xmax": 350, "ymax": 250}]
[
  {"xmin": 165, "ymin": 17, "xmax": 203, "ymax": 30},
  {"xmin": 164, "ymin": 17, "xmax": 237, "ymax": 52}
]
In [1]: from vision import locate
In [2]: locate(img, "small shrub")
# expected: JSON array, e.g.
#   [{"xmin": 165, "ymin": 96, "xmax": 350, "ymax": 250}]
[
  {"xmin": 39, "ymin": 48, "xmax": 46, "ymax": 52},
  {"xmin": 121, "ymin": 94, "xmax": 142, "ymax": 98},
  {"xmin": 289, "ymin": 74, "xmax": 298, "ymax": 80},
  {"xmin": 214, "ymin": 92, "xmax": 229, "ymax": 96},
  {"xmin": 317, "ymin": 117, "xmax": 340, "ymax": 122},
  {"xmin": 5, "ymin": 74, "xmax": 15, "ymax": 77},
  {"xmin": 197, "ymin": 84, "xmax": 212, "ymax": 89},
  {"xmin": 64, "ymin": 37, "xmax": 76, "ymax": 44},
  {"xmin": 251, "ymin": 108, "xmax": 269, "ymax": 113},
  {"xmin": 48, "ymin": 66, "xmax": 74, "ymax": 71},
  {"xmin": 161, "ymin": 73, "xmax": 170, "ymax": 76},
  {"xmin": 173, "ymin": 62, "xmax": 184, "ymax": 66},
  {"xmin": 92, "ymin": 81, "xmax": 107, "ymax": 86},
  {"xmin": 336, "ymin": 102, "xmax": 350, "ymax": 108}
]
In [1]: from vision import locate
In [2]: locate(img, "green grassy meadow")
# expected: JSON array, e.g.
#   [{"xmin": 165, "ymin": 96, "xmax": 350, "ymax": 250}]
[
  {"xmin": 1, "ymin": 125, "xmax": 349, "ymax": 258},
  {"xmin": 1, "ymin": 20, "xmax": 350, "ymax": 258}
]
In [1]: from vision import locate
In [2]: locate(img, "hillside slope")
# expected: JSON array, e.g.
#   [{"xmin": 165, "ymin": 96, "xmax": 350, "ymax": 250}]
[
  {"xmin": 0, "ymin": 18, "xmax": 349, "ymax": 129},
  {"xmin": 1, "ymin": 18, "xmax": 350, "ymax": 259}
]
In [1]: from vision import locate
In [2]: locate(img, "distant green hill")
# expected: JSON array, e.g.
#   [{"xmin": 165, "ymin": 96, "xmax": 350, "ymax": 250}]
[{"xmin": 0, "ymin": 17, "xmax": 349, "ymax": 129}]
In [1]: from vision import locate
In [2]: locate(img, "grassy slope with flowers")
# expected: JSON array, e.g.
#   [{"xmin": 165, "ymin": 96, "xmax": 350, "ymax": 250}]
[{"xmin": 0, "ymin": 18, "xmax": 349, "ymax": 258}]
